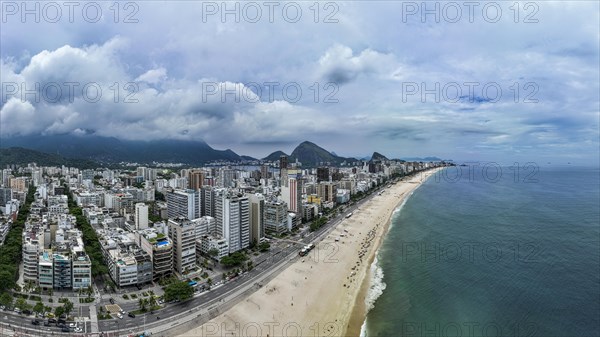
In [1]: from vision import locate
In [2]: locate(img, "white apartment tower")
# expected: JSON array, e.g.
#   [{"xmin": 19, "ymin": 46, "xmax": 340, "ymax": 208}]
[
  {"xmin": 135, "ymin": 203, "xmax": 149, "ymax": 229},
  {"xmin": 215, "ymin": 193, "xmax": 249, "ymax": 253}
]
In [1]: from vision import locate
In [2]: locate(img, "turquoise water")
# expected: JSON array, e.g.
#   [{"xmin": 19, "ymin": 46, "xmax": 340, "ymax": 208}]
[{"xmin": 363, "ymin": 165, "xmax": 600, "ymax": 337}]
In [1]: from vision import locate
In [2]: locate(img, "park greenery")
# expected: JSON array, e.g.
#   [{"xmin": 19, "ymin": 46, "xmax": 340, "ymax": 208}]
[
  {"xmin": 65, "ymin": 185, "xmax": 109, "ymax": 277},
  {"xmin": 0, "ymin": 185, "xmax": 35, "ymax": 294}
]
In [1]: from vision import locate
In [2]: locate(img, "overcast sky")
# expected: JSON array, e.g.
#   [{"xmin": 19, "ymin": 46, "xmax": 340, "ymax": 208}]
[{"xmin": 1, "ymin": 1, "xmax": 598, "ymax": 164}]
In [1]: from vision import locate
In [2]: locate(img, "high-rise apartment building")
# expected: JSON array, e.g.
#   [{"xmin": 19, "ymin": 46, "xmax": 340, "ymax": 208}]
[
  {"xmin": 135, "ymin": 203, "xmax": 149, "ymax": 229},
  {"xmin": 188, "ymin": 170, "xmax": 206, "ymax": 190},
  {"xmin": 317, "ymin": 167, "xmax": 330, "ymax": 182},
  {"xmin": 318, "ymin": 182, "xmax": 337, "ymax": 204},
  {"xmin": 215, "ymin": 193, "xmax": 249, "ymax": 253},
  {"xmin": 264, "ymin": 201, "xmax": 288, "ymax": 234},
  {"xmin": 166, "ymin": 189, "xmax": 200, "ymax": 220},
  {"xmin": 168, "ymin": 218, "xmax": 197, "ymax": 274},
  {"xmin": 139, "ymin": 227, "xmax": 174, "ymax": 281},
  {"xmin": 247, "ymin": 194, "xmax": 265, "ymax": 244},
  {"xmin": 281, "ymin": 173, "xmax": 303, "ymax": 215}
]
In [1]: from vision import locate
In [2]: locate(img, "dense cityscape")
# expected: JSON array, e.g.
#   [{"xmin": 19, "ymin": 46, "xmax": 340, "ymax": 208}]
[{"xmin": 0, "ymin": 151, "xmax": 445, "ymax": 336}]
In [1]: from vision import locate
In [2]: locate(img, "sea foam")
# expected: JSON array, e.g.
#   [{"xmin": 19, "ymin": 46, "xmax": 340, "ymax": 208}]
[{"xmin": 360, "ymin": 256, "xmax": 387, "ymax": 337}]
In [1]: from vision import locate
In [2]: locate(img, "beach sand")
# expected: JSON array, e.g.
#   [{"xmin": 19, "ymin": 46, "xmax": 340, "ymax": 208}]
[{"xmin": 178, "ymin": 168, "xmax": 441, "ymax": 337}]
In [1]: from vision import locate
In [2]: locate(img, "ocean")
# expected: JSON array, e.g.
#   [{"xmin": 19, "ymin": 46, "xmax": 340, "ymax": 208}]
[{"xmin": 362, "ymin": 165, "xmax": 600, "ymax": 337}]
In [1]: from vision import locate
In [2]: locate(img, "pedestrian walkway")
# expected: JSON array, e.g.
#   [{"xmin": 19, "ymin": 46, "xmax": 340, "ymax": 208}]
[{"xmin": 89, "ymin": 306, "xmax": 99, "ymax": 334}]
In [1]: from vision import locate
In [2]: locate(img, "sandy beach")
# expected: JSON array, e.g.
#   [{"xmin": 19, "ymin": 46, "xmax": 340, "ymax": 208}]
[{"xmin": 178, "ymin": 168, "xmax": 441, "ymax": 337}]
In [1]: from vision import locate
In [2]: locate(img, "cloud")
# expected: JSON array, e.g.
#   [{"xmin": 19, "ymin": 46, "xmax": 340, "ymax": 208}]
[
  {"xmin": 0, "ymin": 2, "xmax": 598, "ymax": 162},
  {"xmin": 0, "ymin": 98, "xmax": 38, "ymax": 136},
  {"xmin": 135, "ymin": 68, "xmax": 168, "ymax": 84},
  {"xmin": 317, "ymin": 44, "xmax": 397, "ymax": 84}
]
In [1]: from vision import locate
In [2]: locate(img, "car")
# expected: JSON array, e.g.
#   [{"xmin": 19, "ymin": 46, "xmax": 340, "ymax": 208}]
[
  {"xmin": 31, "ymin": 320, "xmax": 40, "ymax": 325},
  {"xmin": 69, "ymin": 322, "xmax": 77, "ymax": 328},
  {"xmin": 109, "ymin": 298, "xmax": 115, "ymax": 304},
  {"xmin": 58, "ymin": 318, "xmax": 66, "ymax": 324},
  {"xmin": 57, "ymin": 323, "xmax": 65, "ymax": 328},
  {"xmin": 61, "ymin": 327, "xmax": 70, "ymax": 332},
  {"xmin": 23, "ymin": 309, "xmax": 32, "ymax": 315},
  {"xmin": 48, "ymin": 318, "xmax": 57, "ymax": 323},
  {"xmin": 117, "ymin": 313, "xmax": 123, "ymax": 319},
  {"xmin": 128, "ymin": 312, "xmax": 136, "ymax": 318},
  {"xmin": 74, "ymin": 327, "xmax": 82, "ymax": 332},
  {"xmin": 156, "ymin": 316, "xmax": 160, "ymax": 320},
  {"xmin": 0, "ymin": 305, "xmax": 4, "ymax": 310}
]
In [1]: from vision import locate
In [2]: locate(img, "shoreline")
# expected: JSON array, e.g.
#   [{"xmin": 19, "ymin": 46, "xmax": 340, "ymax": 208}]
[
  {"xmin": 178, "ymin": 167, "xmax": 442, "ymax": 337},
  {"xmin": 344, "ymin": 168, "xmax": 441, "ymax": 337}
]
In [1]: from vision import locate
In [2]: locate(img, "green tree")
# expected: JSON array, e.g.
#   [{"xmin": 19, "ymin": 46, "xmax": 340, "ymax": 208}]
[
  {"xmin": 54, "ymin": 306, "xmax": 65, "ymax": 317},
  {"xmin": 62, "ymin": 299, "xmax": 74, "ymax": 315},
  {"xmin": 0, "ymin": 264, "xmax": 17, "ymax": 293},
  {"xmin": 138, "ymin": 298, "xmax": 147, "ymax": 312},
  {"xmin": 219, "ymin": 252, "xmax": 248, "ymax": 267},
  {"xmin": 258, "ymin": 241, "xmax": 271, "ymax": 252},
  {"xmin": 15, "ymin": 297, "xmax": 30, "ymax": 310},
  {"xmin": 147, "ymin": 296, "xmax": 157, "ymax": 309},
  {"xmin": 163, "ymin": 282, "xmax": 194, "ymax": 302},
  {"xmin": 33, "ymin": 301, "xmax": 45, "ymax": 314},
  {"xmin": 0, "ymin": 292, "xmax": 13, "ymax": 308},
  {"xmin": 208, "ymin": 248, "xmax": 219, "ymax": 260}
]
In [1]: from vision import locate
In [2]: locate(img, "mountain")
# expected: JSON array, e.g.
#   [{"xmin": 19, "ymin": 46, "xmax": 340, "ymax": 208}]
[
  {"xmin": 240, "ymin": 155, "xmax": 258, "ymax": 161},
  {"xmin": 401, "ymin": 156, "xmax": 443, "ymax": 162},
  {"xmin": 262, "ymin": 150, "xmax": 289, "ymax": 162},
  {"xmin": 0, "ymin": 147, "xmax": 99, "ymax": 169},
  {"xmin": 370, "ymin": 152, "xmax": 389, "ymax": 162},
  {"xmin": 289, "ymin": 141, "xmax": 357, "ymax": 167},
  {"xmin": 0, "ymin": 135, "xmax": 243, "ymax": 165}
]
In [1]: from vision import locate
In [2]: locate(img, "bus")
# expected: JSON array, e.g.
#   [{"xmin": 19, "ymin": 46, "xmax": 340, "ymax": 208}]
[{"xmin": 299, "ymin": 243, "xmax": 316, "ymax": 256}]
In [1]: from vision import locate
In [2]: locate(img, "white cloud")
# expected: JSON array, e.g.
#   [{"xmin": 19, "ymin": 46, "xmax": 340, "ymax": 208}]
[
  {"xmin": 0, "ymin": 1, "xmax": 598, "ymax": 162},
  {"xmin": 135, "ymin": 68, "xmax": 167, "ymax": 84}
]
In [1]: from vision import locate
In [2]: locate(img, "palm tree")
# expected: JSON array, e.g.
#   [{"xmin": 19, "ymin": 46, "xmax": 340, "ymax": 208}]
[
  {"xmin": 147, "ymin": 296, "xmax": 157, "ymax": 309},
  {"xmin": 138, "ymin": 298, "xmax": 147, "ymax": 312}
]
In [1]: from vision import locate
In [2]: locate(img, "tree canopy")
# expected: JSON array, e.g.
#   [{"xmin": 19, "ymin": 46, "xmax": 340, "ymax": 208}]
[
  {"xmin": 163, "ymin": 281, "xmax": 194, "ymax": 302},
  {"xmin": 220, "ymin": 252, "xmax": 248, "ymax": 267}
]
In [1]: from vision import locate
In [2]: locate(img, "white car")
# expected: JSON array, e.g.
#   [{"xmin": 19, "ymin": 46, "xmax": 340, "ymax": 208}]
[
  {"xmin": 117, "ymin": 313, "xmax": 123, "ymax": 319},
  {"xmin": 69, "ymin": 323, "xmax": 77, "ymax": 328},
  {"xmin": 74, "ymin": 327, "xmax": 83, "ymax": 332}
]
